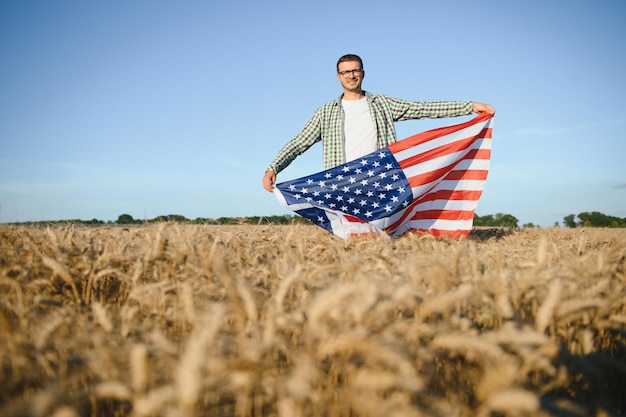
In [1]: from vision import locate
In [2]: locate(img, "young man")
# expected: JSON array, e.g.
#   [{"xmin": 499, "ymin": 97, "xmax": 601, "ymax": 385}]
[{"xmin": 262, "ymin": 54, "xmax": 495, "ymax": 192}]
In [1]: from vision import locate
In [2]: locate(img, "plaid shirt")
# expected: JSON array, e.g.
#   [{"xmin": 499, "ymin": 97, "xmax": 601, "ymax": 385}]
[{"xmin": 268, "ymin": 91, "xmax": 473, "ymax": 173}]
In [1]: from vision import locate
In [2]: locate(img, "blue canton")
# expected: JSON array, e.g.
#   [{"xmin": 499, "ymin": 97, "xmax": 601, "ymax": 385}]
[{"xmin": 276, "ymin": 148, "xmax": 413, "ymax": 232}]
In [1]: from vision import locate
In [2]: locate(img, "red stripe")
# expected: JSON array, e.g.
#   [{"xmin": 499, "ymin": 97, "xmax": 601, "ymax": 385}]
[
  {"xmin": 344, "ymin": 214, "xmax": 366, "ymax": 223},
  {"xmin": 398, "ymin": 128, "xmax": 491, "ymax": 169},
  {"xmin": 408, "ymin": 209, "xmax": 476, "ymax": 222},
  {"xmin": 386, "ymin": 209, "xmax": 475, "ymax": 236},
  {"xmin": 397, "ymin": 229, "xmax": 471, "ymax": 239},
  {"xmin": 389, "ymin": 112, "xmax": 493, "ymax": 154},
  {"xmin": 445, "ymin": 169, "xmax": 489, "ymax": 181},
  {"xmin": 415, "ymin": 189, "xmax": 484, "ymax": 204},
  {"xmin": 385, "ymin": 190, "xmax": 480, "ymax": 231},
  {"xmin": 405, "ymin": 148, "xmax": 490, "ymax": 188}
]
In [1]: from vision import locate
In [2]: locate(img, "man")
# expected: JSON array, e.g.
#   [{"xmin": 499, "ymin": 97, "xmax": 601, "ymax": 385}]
[{"xmin": 263, "ymin": 54, "xmax": 495, "ymax": 192}]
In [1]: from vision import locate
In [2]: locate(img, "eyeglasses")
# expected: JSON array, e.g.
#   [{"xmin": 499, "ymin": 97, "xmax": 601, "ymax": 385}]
[{"xmin": 338, "ymin": 69, "xmax": 363, "ymax": 77}]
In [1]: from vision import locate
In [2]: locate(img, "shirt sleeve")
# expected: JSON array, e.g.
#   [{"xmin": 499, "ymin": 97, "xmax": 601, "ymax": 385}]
[
  {"xmin": 267, "ymin": 109, "xmax": 323, "ymax": 174},
  {"xmin": 380, "ymin": 95, "xmax": 473, "ymax": 121}
]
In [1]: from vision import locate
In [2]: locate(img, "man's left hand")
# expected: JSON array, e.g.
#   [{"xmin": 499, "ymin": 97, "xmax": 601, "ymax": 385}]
[{"xmin": 472, "ymin": 102, "xmax": 495, "ymax": 114}]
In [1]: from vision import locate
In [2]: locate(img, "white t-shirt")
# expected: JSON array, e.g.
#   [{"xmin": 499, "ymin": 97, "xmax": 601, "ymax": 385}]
[{"xmin": 342, "ymin": 97, "xmax": 377, "ymax": 162}]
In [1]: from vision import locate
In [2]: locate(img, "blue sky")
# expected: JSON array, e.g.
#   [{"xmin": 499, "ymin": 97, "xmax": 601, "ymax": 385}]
[{"xmin": 1, "ymin": 0, "xmax": 625, "ymax": 226}]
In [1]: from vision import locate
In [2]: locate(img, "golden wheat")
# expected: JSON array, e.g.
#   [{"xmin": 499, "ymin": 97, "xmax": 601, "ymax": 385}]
[{"xmin": 0, "ymin": 224, "xmax": 624, "ymax": 416}]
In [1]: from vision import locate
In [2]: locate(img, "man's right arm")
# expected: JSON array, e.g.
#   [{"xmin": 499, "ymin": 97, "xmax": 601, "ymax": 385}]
[{"xmin": 263, "ymin": 111, "xmax": 322, "ymax": 192}]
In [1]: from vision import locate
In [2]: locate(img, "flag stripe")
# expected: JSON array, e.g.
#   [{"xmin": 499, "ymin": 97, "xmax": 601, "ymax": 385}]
[
  {"xmin": 397, "ymin": 128, "xmax": 492, "ymax": 170},
  {"xmin": 403, "ymin": 142, "xmax": 491, "ymax": 189},
  {"xmin": 390, "ymin": 112, "xmax": 493, "ymax": 153}
]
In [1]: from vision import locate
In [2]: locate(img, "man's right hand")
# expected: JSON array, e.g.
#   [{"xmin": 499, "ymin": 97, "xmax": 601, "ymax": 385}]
[{"xmin": 263, "ymin": 169, "xmax": 276, "ymax": 192}]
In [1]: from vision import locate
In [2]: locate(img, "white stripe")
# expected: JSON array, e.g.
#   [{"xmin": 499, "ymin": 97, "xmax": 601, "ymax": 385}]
[
  {"xmin": 454, "ymin": 158, "xmax": 490, "ymax": 171},
  {"xmin": 401, "ymin": 138, "xmax": 488, "ymax": 179},
  {"xmin": 410, "ymin": 179, "xmax": 486, "ymax": 198},
  {"xmin": 434, "ymin": 179, "xmax": 487, "ymax": 190},
  {"xmin": 412, "ymin": 199, "xmax": 482, "ymax": 211},
  {"xmin": 371, "ymin": 198, "xmax": 479, "ymax": 230},
  {"xmin": 388, "ymin": 218, "xmax": 475, "ymax": 238},
  {"xmin": 394, "ymin": 121, "xmax": 490, "ymax": 163}
]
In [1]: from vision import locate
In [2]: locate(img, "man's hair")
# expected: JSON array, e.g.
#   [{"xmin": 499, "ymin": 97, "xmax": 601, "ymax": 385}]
[{"xmin": 336, "ymin": 54, "xmax": 363, "ymax": 73}]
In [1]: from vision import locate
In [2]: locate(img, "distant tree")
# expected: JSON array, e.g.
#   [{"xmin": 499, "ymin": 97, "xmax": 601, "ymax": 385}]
[
  {"xmin": 497, "ymin": 213, "xmax": 519, "ymax": 228},
  {"xmin": 217, "ymin": 217, "xmax": 238, "ymax": 225},
  {"xmin": 473, "ymin": 214, "xmax": 494, "ymax": 227},
  {"xmin": 117, "ymin": 214, "xmax": 135, "ymax": 224},
  {"xmin": 151, "ymin": 214, "xmax": 189, "ymax": 223},
  {"xmin": 563, "ymin": 214, "xmax": 577, "ymax": 228},
  {"xmin": 523, "ymin": 222, "xmax": 537, "ymax": 228},
  {"xmin": 579, "ymin": 211, "xmax": 626, "ymax": 228},
  {"xmin": 563, "ymin": 212, "xmax": 625, "ymax": 228},
  {"xmin": 474, "ymin": 213, "xmax": 518, "ymax": 228}
]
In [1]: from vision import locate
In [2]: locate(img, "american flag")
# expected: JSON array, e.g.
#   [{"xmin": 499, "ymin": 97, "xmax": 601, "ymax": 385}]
[{"xmin": 274, "ymin": 112, "xmax": 494, "ymax": 239}]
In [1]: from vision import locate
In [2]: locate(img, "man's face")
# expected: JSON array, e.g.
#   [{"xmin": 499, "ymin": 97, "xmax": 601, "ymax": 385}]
[{"xmin": 337, "ymin": 60, "xmax": 364, "ymax": 92}]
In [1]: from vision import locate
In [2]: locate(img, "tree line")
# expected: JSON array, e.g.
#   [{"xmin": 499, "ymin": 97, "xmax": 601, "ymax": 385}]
[
  {"xmin": 5, "ymin": 211, "xmax": 626, "ymax": 229},
  {"xmin": 562, "ymin": 211, "xmax": 626, "ymax": 228}
]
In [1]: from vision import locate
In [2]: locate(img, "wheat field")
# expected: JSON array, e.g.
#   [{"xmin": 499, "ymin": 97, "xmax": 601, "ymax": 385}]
[{"xmin": 0, "ymin": 223, "xmax": 624, "ymax": 417}]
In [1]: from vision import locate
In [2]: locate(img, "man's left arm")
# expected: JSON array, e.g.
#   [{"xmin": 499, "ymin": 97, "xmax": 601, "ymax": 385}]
[{"xmin": 381, "ymin": 96, "xmax": 493, "ymax": 121}]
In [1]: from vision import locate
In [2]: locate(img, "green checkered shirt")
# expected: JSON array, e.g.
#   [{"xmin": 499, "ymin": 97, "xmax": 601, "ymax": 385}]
[{"xmin": 267, "ymin": 91, "xmax": 473, "ymax": 174}]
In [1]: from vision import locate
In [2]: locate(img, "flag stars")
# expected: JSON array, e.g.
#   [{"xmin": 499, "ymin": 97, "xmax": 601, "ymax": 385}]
[{"xmin": 280, "ymin": 147, "xmax": 416, "ymax": 225}]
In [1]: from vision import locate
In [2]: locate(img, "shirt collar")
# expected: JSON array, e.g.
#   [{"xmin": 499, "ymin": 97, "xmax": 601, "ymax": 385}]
[{"xmin": 334, "ymin": 91, "xmax": 374, "ymax": 106}]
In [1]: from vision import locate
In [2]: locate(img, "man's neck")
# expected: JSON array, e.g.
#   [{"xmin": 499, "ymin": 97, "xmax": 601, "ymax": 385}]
[{"xmin": 342, "ymin": 89, "xmax": 365, "ymax": 101}]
